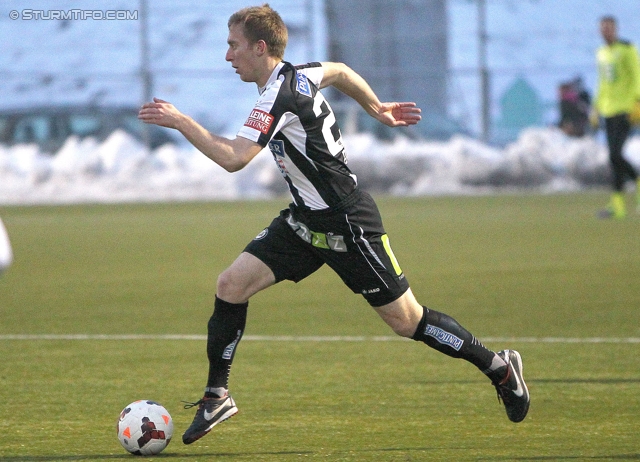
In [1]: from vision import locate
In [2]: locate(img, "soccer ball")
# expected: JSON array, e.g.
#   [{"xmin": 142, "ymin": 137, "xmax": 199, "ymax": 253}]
[{"xmin": 116, "ymin": 400, "xmax": 173, "ymax": 456}]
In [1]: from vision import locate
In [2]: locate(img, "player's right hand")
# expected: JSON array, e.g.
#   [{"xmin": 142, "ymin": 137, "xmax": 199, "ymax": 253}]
[{"xmin": 138, "ymin": 98, "xmax": 183, "ymax": 129}]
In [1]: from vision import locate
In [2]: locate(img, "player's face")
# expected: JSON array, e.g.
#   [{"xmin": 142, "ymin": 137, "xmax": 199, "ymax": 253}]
[
  {"xmin": 226, "ymin": 24, "xmax": 261, "ymax": 83},
  {"xmin": 600, "ymin": 20, "xmax": 617, "ymax": 45}
]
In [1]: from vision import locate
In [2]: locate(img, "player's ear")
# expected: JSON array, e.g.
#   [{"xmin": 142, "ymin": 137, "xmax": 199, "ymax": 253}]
[{"xmin": 255, "ymin": 39, "xmax": 267, "ymax": 55}]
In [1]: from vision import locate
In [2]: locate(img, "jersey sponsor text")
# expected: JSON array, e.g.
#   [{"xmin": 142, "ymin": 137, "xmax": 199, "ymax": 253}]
[
  {"xmin": 296, "ymin": 72, "xmax": 312, "ymax": 97},
  {"xmin": 244, "ymin": 109, "xmax": 274, "ymax": 134},
  {"xmin": 425, "ymin": 325, "xmax": 464, "ymax": 351}
]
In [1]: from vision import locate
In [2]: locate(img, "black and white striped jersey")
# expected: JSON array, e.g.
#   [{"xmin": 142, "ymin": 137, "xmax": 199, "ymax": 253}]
[{"xmin": 236, "ymin": 61, "xmax": 358, "ymax": 211}]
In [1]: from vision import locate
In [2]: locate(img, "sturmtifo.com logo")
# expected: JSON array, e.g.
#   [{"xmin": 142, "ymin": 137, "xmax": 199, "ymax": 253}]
[{"xmin": 9, "ymin": 9, "xmax": 138, "ymax": 20}]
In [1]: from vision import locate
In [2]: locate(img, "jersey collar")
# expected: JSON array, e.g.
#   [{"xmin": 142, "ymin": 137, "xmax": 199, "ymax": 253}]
[{"xmin": 258, "ymin": 61, "xmax": 286, "ymax": 95}]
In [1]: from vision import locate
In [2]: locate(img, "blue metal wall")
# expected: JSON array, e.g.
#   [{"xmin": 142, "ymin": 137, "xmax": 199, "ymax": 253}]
[{"xmin": 325, "ymin": 0, "xmax": 450, "ymax": 138}]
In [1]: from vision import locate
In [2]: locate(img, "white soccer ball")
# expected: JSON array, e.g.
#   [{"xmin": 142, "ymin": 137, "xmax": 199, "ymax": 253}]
[{"xmin": 116, "ymin": 400, "xmax": 174, "ymax": 456}]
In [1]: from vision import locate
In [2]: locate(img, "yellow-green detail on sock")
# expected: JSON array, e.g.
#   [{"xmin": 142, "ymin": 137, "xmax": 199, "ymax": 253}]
[{"xmin": 610, "ymin": 192, "xmax": 627, "ymax": 219}]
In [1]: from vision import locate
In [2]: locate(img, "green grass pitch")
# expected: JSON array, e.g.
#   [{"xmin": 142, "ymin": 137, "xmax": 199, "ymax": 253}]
[{"xmin": 0, "ymin": 192, "xmax": 639, "ymax": 461}]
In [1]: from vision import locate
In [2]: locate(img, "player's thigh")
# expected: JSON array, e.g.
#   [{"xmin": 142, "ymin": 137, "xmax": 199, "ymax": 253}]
[
  {"xmin": 373, "ymin": 288, "xmax": 423, "ymax": 337},
  {"xmin": 322, "ymin": 232, "xmax": 409, "ymax": 307},
  {"xmin": 243, "ymin": 214, "xmax": 325, "ymax": 284},
  {"xmin": 217, "ymin": 252, "xmax": 277, "ymax": 303}
]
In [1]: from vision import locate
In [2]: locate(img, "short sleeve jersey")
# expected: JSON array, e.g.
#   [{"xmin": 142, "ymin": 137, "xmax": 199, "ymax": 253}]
[
  {"xmin": 596, "ymin": 40, "xmax": 640, "ymax": 117},
  {"xmin": 236, "ymin": 61, "xmax": 357, "ymax": 211}
]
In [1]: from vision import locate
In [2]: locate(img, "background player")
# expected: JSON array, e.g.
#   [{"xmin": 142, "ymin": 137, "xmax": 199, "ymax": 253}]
[{"xmin": 593, "ymin": 15, "xmax": 640, "ymax": 219}]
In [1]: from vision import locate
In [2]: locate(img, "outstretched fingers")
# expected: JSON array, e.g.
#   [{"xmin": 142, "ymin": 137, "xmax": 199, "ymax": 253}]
[
  {"xmin": 378, "ymin": 102, "xmax": 422, "ymax": 127},
  {"xmin": 392, "ymin": 102, "xmax": 422, "ymax": 125},
  {"xmin": 138, "ymin": 98, "xmax": 180, "ymax": 128}
]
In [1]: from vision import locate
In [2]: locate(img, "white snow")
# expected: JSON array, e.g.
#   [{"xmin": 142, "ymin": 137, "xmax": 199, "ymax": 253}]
[{"xmin": 1, "ymin": 127, "xmax": 637, "ymax": 205}]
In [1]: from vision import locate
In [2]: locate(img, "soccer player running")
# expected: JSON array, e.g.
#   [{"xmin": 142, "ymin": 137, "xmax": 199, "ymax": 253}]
[
  {"xmin": 593, "ymin": 16, "xmax": 640, "ymax": 219},
  {"xmin": 138, "ymin": 4, "xmax": 530, "ymax": 445}
]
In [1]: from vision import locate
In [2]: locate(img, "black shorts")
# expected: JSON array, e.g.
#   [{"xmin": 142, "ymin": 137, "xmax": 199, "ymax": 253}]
[{"xmin": 243, "ymin": 189, "xmax": 410, "ymax": 307}]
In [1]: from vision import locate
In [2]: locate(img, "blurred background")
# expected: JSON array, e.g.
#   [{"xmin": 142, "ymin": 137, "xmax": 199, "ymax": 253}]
[{"xmin": 1, "ymin": 0, "xmax": 639, "ymax": 204}]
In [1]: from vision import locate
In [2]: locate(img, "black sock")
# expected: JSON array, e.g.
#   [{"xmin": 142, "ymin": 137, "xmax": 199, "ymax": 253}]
[
  {"xmin": 411, "ymin": 306, "xmax": 496, "ymax": 372},
  {"xmin": 205, "ymin": 296, "xmax": 248, "ymax": 396}
]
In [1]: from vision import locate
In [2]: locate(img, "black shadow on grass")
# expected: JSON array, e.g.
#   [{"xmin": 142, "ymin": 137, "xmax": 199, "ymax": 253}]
[
  {"xmin": 0, "ymin": 451, "xmax": 314, "ymax": 461},
  {"xmin": 5, "ymin": 450, "xmax": 640, "ymax": 462},
  {"xmin": 1, "ymin": 448, "xmax": 469, "ymax": 461},
  {"xmin": 0, "ymin": 458, "xmax": 127, "ymax": 461},
  {"xmin": 0, "ymin": 457, "xmax": 132, "ymax": 461},
  {"xmin": 416, "ymin": 379, "xmax": 484, "ymax": 385},
  {"xmin": 480, "ymin": 455, "xmax": 640, "ymax": 461},
  {"xmin": 530, "ymin": 378, "xmax": 640, "ymax": 384},
  {"xmin": 416, "ymin": 378, "xmax": 640, "ymax": 385}
]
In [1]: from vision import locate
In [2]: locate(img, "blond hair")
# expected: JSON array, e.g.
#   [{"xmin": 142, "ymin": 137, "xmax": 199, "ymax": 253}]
[{"xmin": 228, "ymin": 4, "xmax": 288, "ymax": 59}]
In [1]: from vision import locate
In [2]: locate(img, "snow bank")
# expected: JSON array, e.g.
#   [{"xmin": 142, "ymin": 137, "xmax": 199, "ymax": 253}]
[{"xmin": 1, "ymin": 127, "xmax": 638, "ymax": 205}]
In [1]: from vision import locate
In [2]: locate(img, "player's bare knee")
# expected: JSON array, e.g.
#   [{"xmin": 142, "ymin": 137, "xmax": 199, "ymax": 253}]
[
  {"xmin": 378, "ymin": 312, "xmax": 416, "ymax": 337},
  {"xmin": 389, "ymin": 320, "xmax": 416, "ymax": 338},
  {"xmin": 375, "ymin": 295, "xmax": 422, "ymax": 338},
  {"xmin": 216, "ymin": 269, "xmax": 244, "ymax": 302}
]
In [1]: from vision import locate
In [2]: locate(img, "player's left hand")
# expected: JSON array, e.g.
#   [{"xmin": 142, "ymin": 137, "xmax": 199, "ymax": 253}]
[{"xmin": 375, "ymin": 102, "xmax": 422, "ymax": 127}]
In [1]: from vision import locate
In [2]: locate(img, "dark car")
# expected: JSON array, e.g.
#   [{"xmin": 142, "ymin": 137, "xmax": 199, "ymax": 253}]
[{"xmin": 0, "ymin": 105, "xmax": 178, "ymax": 154}]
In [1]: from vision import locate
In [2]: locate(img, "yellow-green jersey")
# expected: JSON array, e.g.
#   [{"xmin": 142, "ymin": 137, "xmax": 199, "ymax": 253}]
[{"xmin": 595, "ymin": 40, "xmax": 640, "ymax": 118}]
